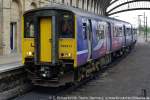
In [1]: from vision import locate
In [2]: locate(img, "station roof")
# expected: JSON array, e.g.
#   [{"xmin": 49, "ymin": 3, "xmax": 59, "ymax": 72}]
[
  {"xmin": 107, "ymin": 0, "xmax": 150, "ymax": 16},
  {"xmin": 24, "ymin": 4, "xmax": 130, "ymax": 25},
  {"xmin": 25, "ymin": 0, "xmax": 150, "ymax": 16}
]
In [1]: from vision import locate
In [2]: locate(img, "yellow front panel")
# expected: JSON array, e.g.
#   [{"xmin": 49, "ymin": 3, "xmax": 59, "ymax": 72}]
[
  {"xmin": 59, "ymin": 39, "xmax": 76, "ymax": 59},
  {"xmin": 40, "ymin": 17, "xmax": 52, "ymax": 62},
  {"xmin": 22, "ymin": 17, "xmax": 35, "ymax": 64},
  {"xmin": 59, "ymin": 16, "xmax": 77, "ymax": 67},
  {"xmin": 22, "ymin": 38, "xmax": 34, "ymax": 64}
]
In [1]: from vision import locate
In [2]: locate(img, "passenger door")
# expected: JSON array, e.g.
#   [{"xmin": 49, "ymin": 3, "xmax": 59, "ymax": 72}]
[
  {"xmin": 106, "ymin": 22, "xmax": 112, "ymax": 53},
  {"xmin": 40, "ymin": 17, "xmax": 52, "ymax": 62},
  {"xmin": 123, "ymin": 25, "xmax": 126, "ymax": 47}
]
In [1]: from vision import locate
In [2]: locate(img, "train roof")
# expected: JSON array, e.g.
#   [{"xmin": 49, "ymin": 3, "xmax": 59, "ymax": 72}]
[{"xmin": 24, "ymin": 4, "xmax": 131, "ymax": 25}]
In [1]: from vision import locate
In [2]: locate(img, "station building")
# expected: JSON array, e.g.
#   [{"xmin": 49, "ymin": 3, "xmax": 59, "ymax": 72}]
[{"xmin": 0, "ymin": 0, "xmax": 106, "ymax": 56}]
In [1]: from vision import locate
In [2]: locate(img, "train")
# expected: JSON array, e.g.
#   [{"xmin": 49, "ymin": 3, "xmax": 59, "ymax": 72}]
[{"xmin": 22, "ymin": 4, "xmax": 137, "ymax": 87}]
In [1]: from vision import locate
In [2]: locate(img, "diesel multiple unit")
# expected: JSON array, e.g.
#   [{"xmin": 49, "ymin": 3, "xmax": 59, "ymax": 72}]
[{"xmin": 22, "ymin": 4, "xmax": 137, "ymax": 87}]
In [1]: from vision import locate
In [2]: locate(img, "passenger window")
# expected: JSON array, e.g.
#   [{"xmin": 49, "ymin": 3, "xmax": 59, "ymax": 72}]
[
  {"xmin": 25, "ymin": 21, "xmax": 34, "ymax": 38},
  {"xmin": 82, "ymin": 23, "xmax": 87, "ymax": 39},
  {"xmin": 126, "ymin": 28, "xmax": 131, "ymax": 36},
  {"xmin": 113, "ymin": 26, "xmax": 122, "ymax": 37},
  {"xmin": 96, "ymin": 22, "xmax": 105, "ymax": 41},
  {"xmin": 116, "ymin": 27, "xmax": 119, "ymax": 36},
  {"xmin": 96, "ymin": 24, "xmax": 100, "ymax": 40},
  {"xmin": 82, "ymin": 19, "xmax": 92, "ymax": 40},
  {"xmin": 113, "ymin": 26, "xmax": 117, "ymax": 37},
  {"xmin": 118, "ymin": 27, "xmax": 123, "ymax": 36}
]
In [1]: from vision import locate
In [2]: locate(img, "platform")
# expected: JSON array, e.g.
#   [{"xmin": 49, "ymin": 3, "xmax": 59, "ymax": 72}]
[{"xmin": 0, "ymin": 54, "xmax": 22, "ymax": 73}]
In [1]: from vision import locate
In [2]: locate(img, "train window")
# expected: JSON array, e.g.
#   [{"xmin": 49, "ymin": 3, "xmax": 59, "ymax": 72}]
[
  {"xmin": 82, "ymin": 23, "xmax": 87, "ymax": 39},
  {"xmin": 96, "ymin": 25, "xmax": 100, "ymax": 41},
  {"xmin": 60, "ymin": 13, "xmax": 74, "ymax": 38},
  {"xmin": 113, "ymin": 27, "xmax": 117, "ymax": 37},
  {"xmin": 24, "ymin": 21, "xmax": 34, "ymax": 38},
  {"xmin": 118, "ymin": 27, "xmax": 123, "ymax": 36},
  {"xmin": 96, "ymin": 22, "xmax": 105, "ymax": 41},
  {"xmin": 126, "ymin": 28, "xmax": 131, "ymax": 36},
  {"xmin": 113, "ymin": 26, "xmax": 123, "ymax": 37},
  {"xmin": 119, "ymin": 27, "xmax": 122, "ymax": 35}
]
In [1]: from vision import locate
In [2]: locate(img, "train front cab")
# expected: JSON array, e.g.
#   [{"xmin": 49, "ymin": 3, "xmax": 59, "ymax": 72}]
[{"xmin": 22, "ymin": 9, "xmax": 77, "ymax": 87}]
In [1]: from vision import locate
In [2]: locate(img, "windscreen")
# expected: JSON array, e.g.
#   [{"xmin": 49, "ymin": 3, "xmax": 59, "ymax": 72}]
[
  {"xmin": 24, "ymin": 16, "xmax": 34, "ymax": 38},
  {"xmin": 59, "ymin": 13, "xmax": 74, "ymax": 38}
]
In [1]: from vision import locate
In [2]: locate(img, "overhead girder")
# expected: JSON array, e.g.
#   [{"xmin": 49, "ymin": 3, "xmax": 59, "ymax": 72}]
[
  {"xmin": 77, "ymin": 0, "xmax": 111, "ymax": 15},
  {"xmin": 108, "ymin": 8, "xmax": 150, "ymax": 16},
  {"xmin": 86, "ymin": 0, "xmax": 88, "ymax": 10},
  {"xmin": 109, "ymin": 0, "xmax": 119, "ymax": 6},
  {"xmin": 59, "ymin": 0, "xmax": 111, "ymax": 15},
  {"xmin": 82, "ymin": 0, "xmax": 84, "ymax": 9},
  {"xmin": 95, "ymin": 0, "xmax": 111, "ymax": 15},
  {"xmin": 104, "ymin": 0, "xmax": 113, "ymax": 9},
  {"xmin": 91, "ymin": 0, "xmax": 94, "ymax": 10},
  {"xmin": 107, "ymin": 0, "xmax": 138, "ymax": 13},
  {"xmin": 107, "ymin": 0, "xmax": 150, "ymax": 16},
  {"xmin": 104, "ymin": 0, "xmax": 113, "ymax": 15}
]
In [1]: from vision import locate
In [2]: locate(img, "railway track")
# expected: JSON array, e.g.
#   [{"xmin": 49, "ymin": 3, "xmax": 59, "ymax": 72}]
[{"xmin": 14, "ymin": 48, "xmax": 132, "ymax": 100}]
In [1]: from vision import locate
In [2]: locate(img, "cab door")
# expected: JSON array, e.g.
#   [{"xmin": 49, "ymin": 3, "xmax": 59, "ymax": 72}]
[
  {"xmin": 40, "ymin": 17, "xmax": 52, "ymax": 62},
  {"xmin": 87, "ymin": 19, "xmax": 93, "ymax": 61}
]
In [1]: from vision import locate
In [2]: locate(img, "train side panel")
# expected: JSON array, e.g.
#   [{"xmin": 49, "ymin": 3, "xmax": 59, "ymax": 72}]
[
  {"xmin": 125, "ymin": 24, "xmax": 133, "ymax": 46},
  {"xmin": 77, "ymin": 16, "xmax": 89, "ymax": 66},
  {"xmin": 92, "ymin": 20, "xmax": 109, "ymax": 60},
  {"xmin": 111, "ymin": 22, "xmax": 124, "ymax": 52},
  {"xmin": 132, "ymin": 28, "xmax": 137, "ymax": 44},
  {"xmin": 76, "ymin": 16, "xmax": 111, "ymax": 66}
]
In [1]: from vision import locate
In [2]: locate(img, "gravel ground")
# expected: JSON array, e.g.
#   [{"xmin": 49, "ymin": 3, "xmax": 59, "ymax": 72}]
[{"xmin": 14, "ymin": 41, "xmax": 150, "ymax": 100}]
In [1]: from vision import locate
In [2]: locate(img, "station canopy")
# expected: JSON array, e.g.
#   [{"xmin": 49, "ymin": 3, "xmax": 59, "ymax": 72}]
[{"xmin": 106, "ymin": 0, "xmax": 150, "ymax": 16}]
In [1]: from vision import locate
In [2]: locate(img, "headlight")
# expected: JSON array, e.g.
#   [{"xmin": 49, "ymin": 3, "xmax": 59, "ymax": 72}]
[
  {"xmin": 26, "ymin": 51, "xmax": 33, "ymax": 56},
  {"xmin": 68, "ymin": 53, "xmax": 71, "ymax": 57},
  {"xmin": 61, "ymin": 53, "xmax": 72, "ymax": 58}
]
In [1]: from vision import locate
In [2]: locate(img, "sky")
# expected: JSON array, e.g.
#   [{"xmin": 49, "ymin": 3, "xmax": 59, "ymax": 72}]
[{"xmin": 110, "ymin": 10, "xmax": 150, "ymax": 27}]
